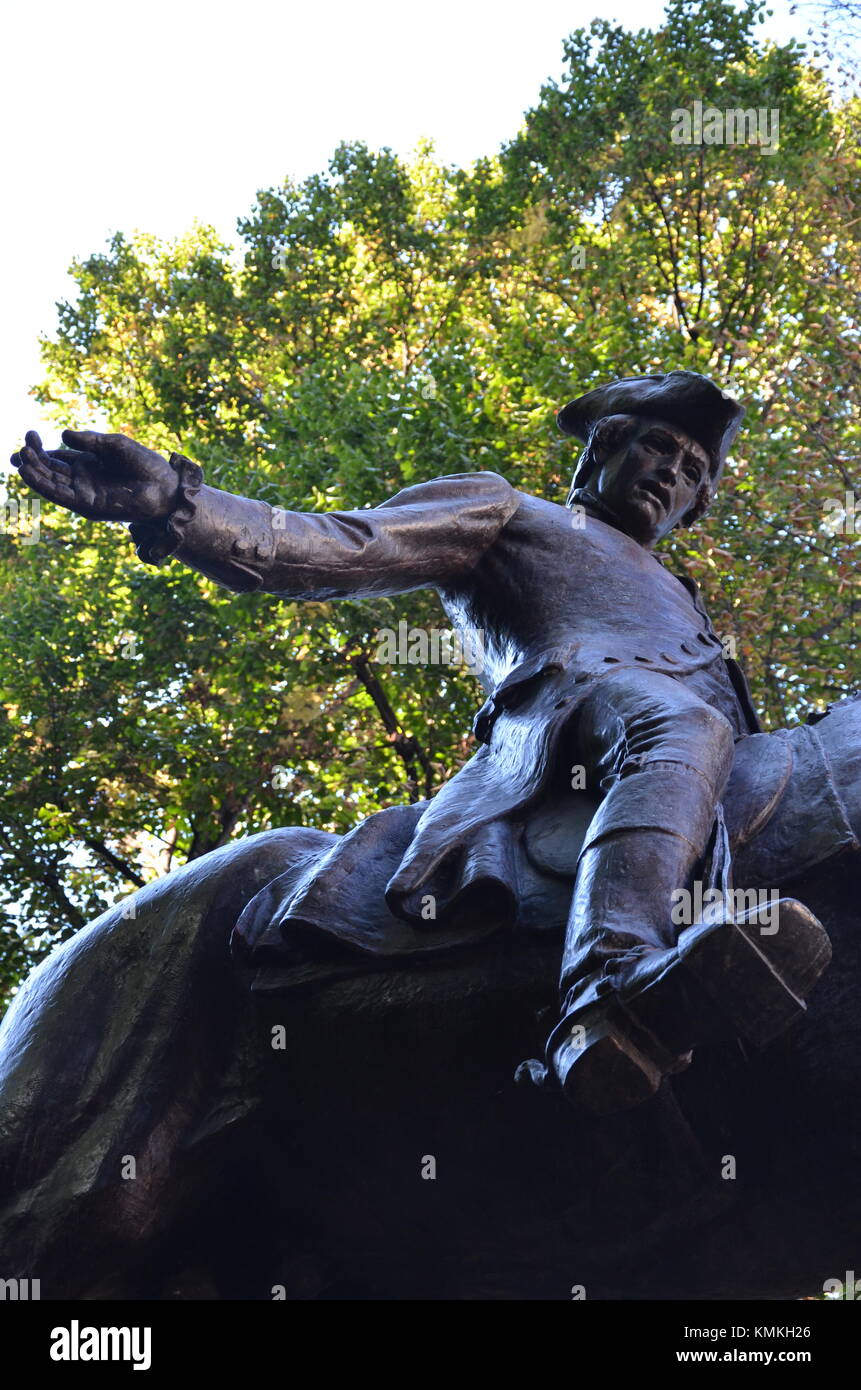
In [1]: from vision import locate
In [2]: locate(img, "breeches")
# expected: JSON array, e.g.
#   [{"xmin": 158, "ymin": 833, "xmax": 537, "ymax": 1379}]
[{"xmin": 574, "ymin": 667, "xmax": 736, "ymax": 855}]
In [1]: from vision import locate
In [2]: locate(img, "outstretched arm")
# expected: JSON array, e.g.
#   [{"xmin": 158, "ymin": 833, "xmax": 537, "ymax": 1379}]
[{"xmin": 12, "ymin": 430, "xmax": 519, "ymax": 600}]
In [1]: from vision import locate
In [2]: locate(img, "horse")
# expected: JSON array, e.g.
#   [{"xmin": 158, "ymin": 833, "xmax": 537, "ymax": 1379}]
[{"xmin": 1, "ymin": 706, "xmax": 860, "ymax": 1300}]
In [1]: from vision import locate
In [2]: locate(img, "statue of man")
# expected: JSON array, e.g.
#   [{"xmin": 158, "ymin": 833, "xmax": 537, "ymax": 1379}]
[{"xmin": 13, "ymin": 371, "xmax": 849, "ymax": 1114}]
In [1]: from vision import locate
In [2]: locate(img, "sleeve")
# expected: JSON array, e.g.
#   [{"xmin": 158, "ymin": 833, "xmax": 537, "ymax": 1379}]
[{"xmin": 158, "ymin": 471, "xmax": 521, "ymax": 599}]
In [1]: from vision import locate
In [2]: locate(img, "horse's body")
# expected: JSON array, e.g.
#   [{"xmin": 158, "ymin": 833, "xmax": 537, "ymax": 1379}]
[{"xmin": 0, "ymin": 798, "xmax": 858, "ymax": 1300}]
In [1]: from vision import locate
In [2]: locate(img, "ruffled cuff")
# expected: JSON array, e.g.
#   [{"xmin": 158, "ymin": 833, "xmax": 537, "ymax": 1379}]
[{"xmin": 128, "ymin": 452, "xmax": 204, "ymax": 565}]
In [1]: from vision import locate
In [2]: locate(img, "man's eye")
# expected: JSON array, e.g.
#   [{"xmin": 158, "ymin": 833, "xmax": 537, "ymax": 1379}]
[{"xmin": 683, "ymin": 463, "xmax": 701, "ymax": 483}]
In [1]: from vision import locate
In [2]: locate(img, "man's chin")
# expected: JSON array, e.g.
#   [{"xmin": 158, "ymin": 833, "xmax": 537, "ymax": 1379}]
[{"xmin": 612, "ymin": 498, "xmax": 662, "ymax": 543}]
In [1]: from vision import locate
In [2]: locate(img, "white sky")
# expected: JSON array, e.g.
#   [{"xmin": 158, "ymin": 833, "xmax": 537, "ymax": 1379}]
[{"xmin": 1, "ymin": 0, "xmax": 822, "ymax": 458}]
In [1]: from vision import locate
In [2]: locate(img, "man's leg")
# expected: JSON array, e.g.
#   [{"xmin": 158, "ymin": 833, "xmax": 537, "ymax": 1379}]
[
  {"xmin": 520, "ymin": 671, "xmax": 833, "ymax": 1112},
  {"xmin": 547, "ymin": 672, "xmax": 734, "ymax": 1106},
  {"xmin": 730, "ymin": 696, "xmax": 861, "ymax": 893},
  {"xmin": 816, "ymin": 693, "xmax": 861, "ymax": 845},
  {"xmin": 559, "ymin": 671, "xmax": 734, "ymax": 993},
  {"xmin": 519, "ymin": 670, "xmax": 745, "ymax": 1108}
]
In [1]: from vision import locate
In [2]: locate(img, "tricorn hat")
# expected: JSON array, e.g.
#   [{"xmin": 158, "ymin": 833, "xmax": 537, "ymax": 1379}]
[{"xmin": 557, "ymin": 370, "xmax": 745, "ymax": 481}]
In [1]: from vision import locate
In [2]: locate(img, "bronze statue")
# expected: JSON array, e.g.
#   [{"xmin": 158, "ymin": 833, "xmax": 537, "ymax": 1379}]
[{"xmin": 11, "ymin": 370, "xmax": 849, "ymax": 1121}]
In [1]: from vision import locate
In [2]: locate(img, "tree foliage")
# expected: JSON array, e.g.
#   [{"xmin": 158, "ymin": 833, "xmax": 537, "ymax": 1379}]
[{"xmin": 2, "ymin": 0, "xmax": 858, "ymax": 1007}]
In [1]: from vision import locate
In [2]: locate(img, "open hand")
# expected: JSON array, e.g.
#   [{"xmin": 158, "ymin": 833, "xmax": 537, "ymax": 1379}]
[{"xmin": 11, "ymin": 430, "xmax": 180, "ymax": 524}]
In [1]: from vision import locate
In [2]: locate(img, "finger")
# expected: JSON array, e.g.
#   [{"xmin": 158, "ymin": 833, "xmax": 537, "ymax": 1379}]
[
  {"xmin": 20, "ymin": 445, "xmax": 74, "ymax": 489},
  {"xmin": 61, "ymin": 429, "xmax": 130, "ymax": 455},
  {"xmin": 18, "ymin": 448, "xmax": 77, "ymax": 505},
  {"xmin": 45, "ymin": 447, "xmax": 96, "ymax": 473},
  {"xmin": 17, "ymin": 464, "xmax": 73, "ymax": 506},
  {"xmin": 24, "ymin": 431, "xmax": 68, "ymax": 468}
]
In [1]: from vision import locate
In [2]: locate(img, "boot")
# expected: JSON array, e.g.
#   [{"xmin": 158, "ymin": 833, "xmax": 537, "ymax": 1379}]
[{"xmin": 516, "ymin": 898, "xmax": 832, "ymax": 1115}]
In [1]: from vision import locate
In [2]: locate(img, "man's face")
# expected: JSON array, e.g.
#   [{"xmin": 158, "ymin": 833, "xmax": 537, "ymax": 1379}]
[{"xmin": 592, "ymin": 417, "xmax": 711, "ymax": 547}]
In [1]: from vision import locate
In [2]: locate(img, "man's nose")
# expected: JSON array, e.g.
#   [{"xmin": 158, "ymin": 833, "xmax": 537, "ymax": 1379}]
[{"xmin": 655, "ymin": 452, "xmax": 683, "ymax": 482}]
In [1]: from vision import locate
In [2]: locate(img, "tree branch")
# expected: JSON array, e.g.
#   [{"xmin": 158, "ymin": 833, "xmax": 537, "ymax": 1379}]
[{"xmin": 83, "ymin": 837, "xmax": 146, "ymax": 887}]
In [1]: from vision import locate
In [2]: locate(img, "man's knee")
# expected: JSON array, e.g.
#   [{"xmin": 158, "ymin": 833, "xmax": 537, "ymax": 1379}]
[
  {"xmin": 668, "ymin": 701, "xmax": 735, "ymax": 772},
  {"xmin": 622, "ymin": 693, "xmax": 735, "ymax": 793}
]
